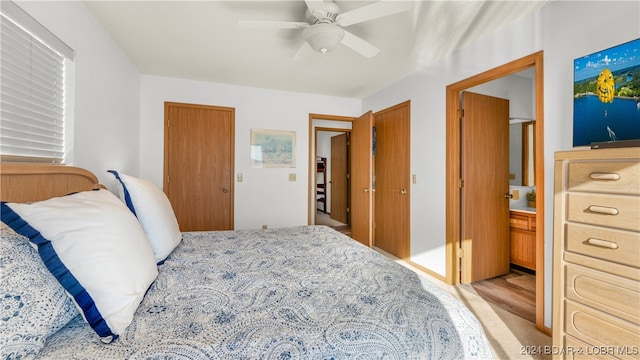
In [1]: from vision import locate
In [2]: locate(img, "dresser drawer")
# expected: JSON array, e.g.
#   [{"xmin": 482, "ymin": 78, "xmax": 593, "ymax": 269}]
[
  {"xmin": 565, "ymin": 263, "xmax": 640, "ymax": 324},
  {"xmin": 567, "ymin": 193, "xmax": 640, "ymax": 232},
  {"xmin": 568, "ymin": 161, "xmax": 640, "ymax": 196},
  {"xmin": 565, "ymin": 300, "xmax": 640, "ymax": 360},
  {"xmin": 564, "ymin": 335, "xmax": 616, "ymax": 359},
  {"xmin": 566, "ymin": 223, "xmax": 640, "ymax": 268}
]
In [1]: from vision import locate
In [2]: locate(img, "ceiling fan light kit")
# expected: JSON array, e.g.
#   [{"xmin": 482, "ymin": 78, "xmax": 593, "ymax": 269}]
[{"xmin": 303, "ymin": 24, "xmax": 345, "ymax": 54}]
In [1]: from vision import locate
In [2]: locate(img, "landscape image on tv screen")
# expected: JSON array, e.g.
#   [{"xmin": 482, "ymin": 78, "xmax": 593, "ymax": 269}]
[{"xmin": 573, "ymin": 38, "xmax": 640, "ymax": 147}]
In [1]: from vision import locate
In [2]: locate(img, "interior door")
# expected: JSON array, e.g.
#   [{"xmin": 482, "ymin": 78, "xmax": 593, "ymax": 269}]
[
  {"xmin": 373, "ymin": 101, "xmax": 411, "ymax": 258},
  {"xmin": 330, "ymin": 133, "xmax": 348, "ymax": 224},
  {"xmin": 350, "ymin": 111, "xmax": 374, "ymax": 247},
  {"xmin": 164, "ymin": 102, "xmax": 235, "ymax": 231},
  {"xmin": 461, "ymin": 91, "xmax": 510, "ymax": 283}
]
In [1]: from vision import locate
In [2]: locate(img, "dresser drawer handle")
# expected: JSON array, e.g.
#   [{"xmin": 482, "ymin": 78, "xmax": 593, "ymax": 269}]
[
  {"xmin": 587, "ymin": 205, "xmax": 619, "ymax": 215},
  {"xmin": 586, "ymin": 238, "xmax": 619, "ymax": 249},
  {"xmin": 589, "ymin": 172, "xmax": 620, "ymax": 181}
]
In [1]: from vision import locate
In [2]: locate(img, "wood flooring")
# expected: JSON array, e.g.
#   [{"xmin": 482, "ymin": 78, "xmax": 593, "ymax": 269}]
[
  {"xmin": 317, "ymin": 211, "xmax": 351, "ymax": 236},
  {"xmin": 463, "ymin": 271, "xmax": 536, "ymax": 323}
]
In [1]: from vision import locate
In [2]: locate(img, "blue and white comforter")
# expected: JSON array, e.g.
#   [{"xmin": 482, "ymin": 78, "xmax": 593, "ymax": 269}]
[{"xmin": 37, "ymin": 226, "xmax": 492, "ymax": 359}]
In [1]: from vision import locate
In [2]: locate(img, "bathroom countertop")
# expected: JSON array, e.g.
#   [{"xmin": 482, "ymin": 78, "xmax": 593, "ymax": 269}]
[{"xmin": 510, "ymin": 207, "xmax": 537, "ymax": 214}]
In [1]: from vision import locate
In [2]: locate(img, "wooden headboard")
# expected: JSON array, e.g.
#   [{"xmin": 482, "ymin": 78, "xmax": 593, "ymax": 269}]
[{"xmin": 0, "ymin": 163, "xmax": 101, "ymax": 203}]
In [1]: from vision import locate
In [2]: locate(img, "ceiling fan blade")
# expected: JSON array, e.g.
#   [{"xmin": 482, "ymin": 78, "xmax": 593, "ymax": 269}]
[
  {"xmin": 237, "ymin": 20, "xmax": 309, "ymax": 29},
  {"xmin": 292, "ymin": 41, "xmax": 314, "ymax": 61},
  {"xmin": 336, "ymin": 1, "xmax": 413, "ymax": 27},
  {"xmin": 340, "ymin": 30, "xmax": 379, "ymax": 58}
]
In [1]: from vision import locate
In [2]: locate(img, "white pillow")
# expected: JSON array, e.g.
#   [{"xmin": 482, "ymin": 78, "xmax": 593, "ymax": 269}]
[
  {"xmin": 2, "ymin": 189, "xmax": 158, "ymax": 343},
  {"xmin": 108, "ymin": 170, "xmax": 182, "ymax": 263}
]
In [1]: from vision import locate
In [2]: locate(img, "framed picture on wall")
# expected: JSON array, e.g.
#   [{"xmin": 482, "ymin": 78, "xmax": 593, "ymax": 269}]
[
  {"xmin": 250, "ymin": 129, "xmax": 296, "ymax": 168},
  {"xmin": 573, "ymin": 38, "xmax": 640, "ymax": 148}
]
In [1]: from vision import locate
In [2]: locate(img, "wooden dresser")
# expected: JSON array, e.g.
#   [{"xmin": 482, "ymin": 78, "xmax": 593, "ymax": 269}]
[{"xmin": 553, "ymin": 147, "xmax": 640, "ymax": 359}]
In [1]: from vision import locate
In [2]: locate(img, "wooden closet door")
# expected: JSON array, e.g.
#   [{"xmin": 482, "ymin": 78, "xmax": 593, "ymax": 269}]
[
  {"xmin": 330, "ymin": 133, "xmax": 348, "ymax": 224},
  {"xmin": 164, "ymin": 102, "xmax": 234, "ymax": 231},
  {"xmin": 350, "ymin": 111, "xmax": 374, "ymax": 247},
  {"xmin": 373, "ymin": 101, "xmax": 411, "ymax": 259}
]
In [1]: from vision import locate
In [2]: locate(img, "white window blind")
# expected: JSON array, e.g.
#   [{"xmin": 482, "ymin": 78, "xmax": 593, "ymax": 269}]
[{"xmin": 1, "ymin": 2, "xmax": 73, "ymax": 163}]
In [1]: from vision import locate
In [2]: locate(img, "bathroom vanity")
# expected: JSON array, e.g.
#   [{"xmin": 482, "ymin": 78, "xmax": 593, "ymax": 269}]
[{"xmin": 509, "ymin": 208, "xmax": 536, "ymax": 271}]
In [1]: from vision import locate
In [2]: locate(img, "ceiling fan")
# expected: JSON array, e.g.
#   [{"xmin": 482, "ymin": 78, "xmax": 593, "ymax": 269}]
[{"xmin": 238, "ymin": 0, "xmax": 412, "ymax": 59}]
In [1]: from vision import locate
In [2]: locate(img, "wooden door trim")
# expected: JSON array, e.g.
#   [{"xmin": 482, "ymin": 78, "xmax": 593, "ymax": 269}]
[
  {"xmin": 308, "ymin": 114, "xmax": 356, "ymax": 225},
  {"xmin": 445, "ymin": 51, "xmax": 547, "ymax": 334}
]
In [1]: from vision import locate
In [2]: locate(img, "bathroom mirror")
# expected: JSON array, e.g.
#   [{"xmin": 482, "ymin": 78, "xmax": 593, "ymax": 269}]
[{"xmin": 509, "ymin": 119, "xmax": 535, "ymax": 186}]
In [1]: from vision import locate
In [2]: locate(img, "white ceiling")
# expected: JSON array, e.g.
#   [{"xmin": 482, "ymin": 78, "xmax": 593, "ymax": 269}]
[{"xmin": 83, "ymin": 0, "xmax": 550, "ymax": 99}]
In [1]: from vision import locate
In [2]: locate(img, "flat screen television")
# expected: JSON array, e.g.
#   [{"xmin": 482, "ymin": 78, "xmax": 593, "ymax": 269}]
[{"xmin": 573, "ymin": 38, "xmax": 640, "ymax": 148}]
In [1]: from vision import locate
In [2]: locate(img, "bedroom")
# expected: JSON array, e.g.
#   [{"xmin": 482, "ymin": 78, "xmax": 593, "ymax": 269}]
[{"xmin": 1, "ymin": 0, "xmax": 639, "ymax": 358}]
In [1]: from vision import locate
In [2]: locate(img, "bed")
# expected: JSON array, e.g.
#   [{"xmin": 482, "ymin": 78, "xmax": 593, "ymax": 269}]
[{"xmin": 0, "ymin": 164, "xmax": 493, "ymax": 359}]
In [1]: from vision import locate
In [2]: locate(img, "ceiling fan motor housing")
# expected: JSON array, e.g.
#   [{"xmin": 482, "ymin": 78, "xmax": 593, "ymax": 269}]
[{"xmin": 305, "ymin": 2, "xmax": 341, "ymax": 25}]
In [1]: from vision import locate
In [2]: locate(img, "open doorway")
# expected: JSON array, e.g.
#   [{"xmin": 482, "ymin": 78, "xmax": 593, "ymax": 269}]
[
  {"xmin": 462, "ymin": 72, "xmax": 537, "ymax": 323},
  {"xmin": 445, "ymin": 51, "xmax": 548, "ymax": 334},
  {"xmin": 308, "ymin": 112, "xmax": 375, "ymax": 248},
  {"xmin": 315, "ymin": 129, "xmax": 351, "ymax": 236},
  {"xmin": 307, "ymin": 114, "xmax": 355, "ymax": 233}
]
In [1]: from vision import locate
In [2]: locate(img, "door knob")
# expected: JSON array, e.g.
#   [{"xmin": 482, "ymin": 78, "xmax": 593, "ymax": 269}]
[
  {"xmin": 223, "ymin": 188, "xmax": 229, "ymax": 193},
  {"xmin": 364, "ymin": 188, "xmax": 375, "ymax": 193},
  {"xmin": 504, "ymin": 193, "xmax": 513, "ymax": 199},
  {"xmin": 400, "ymin": 189, "xmax": 407, "ymax": 195}
]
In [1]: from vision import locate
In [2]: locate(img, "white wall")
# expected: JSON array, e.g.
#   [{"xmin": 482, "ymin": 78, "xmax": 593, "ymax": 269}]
[
  {"xmin": 16, "ymin": 1, "xmax": 141, "ymax": 188},
  {"xmin": 363, "ymin": 0, "xmax": 640, "ymax": 328},
  {"xmin": 139, "ymin": 75, "xmax": 361, "ymax": 230}
]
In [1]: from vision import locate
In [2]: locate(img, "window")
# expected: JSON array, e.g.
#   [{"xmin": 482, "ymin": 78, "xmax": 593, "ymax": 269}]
[{"xmin": 1, "ymin": 1, "xmax": 74, "ymax": 163}]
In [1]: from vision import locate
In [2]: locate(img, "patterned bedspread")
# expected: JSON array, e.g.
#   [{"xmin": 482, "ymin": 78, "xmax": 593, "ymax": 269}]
[{"xmin": 37, "ymin": 226, "xmax": 492, "ymax": 359}]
